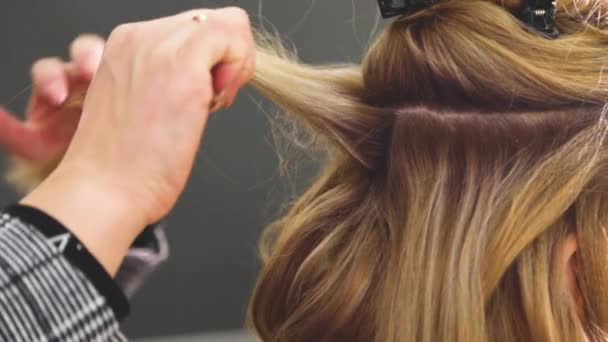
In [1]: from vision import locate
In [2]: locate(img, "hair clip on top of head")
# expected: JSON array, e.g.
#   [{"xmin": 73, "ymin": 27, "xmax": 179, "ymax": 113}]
[
  {"xmin": 516, "ymin": 0, "xmax": 559, "ymax": 38},
  {"xmin": 377, "ymin": 0, "xmax": 559, "ymax": 39},
  {"xmin": 377, "ymin": 0, "xmax": 433, "ymax": 18}
]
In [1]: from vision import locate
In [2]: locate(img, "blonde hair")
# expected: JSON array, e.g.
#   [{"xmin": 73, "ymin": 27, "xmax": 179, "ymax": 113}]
[{"xmin": 247, "ymin": 0, "xmax": 608, "ymax": 341}]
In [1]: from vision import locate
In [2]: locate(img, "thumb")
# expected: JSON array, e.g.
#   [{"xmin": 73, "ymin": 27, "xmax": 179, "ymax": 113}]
[{"xmin": 0, "ymin": 108, "xmax": 37, "ymax": 160}]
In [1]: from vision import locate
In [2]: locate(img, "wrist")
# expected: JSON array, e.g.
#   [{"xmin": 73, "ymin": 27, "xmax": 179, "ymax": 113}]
[{"xmin": 20, "ymin": 164, "xmax": 147, "ymax": 276}]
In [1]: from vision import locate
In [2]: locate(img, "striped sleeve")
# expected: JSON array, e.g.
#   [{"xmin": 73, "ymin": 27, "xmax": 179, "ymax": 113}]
[
  {"xmin": 116, "ymin": 224, "xmax": 169, "ymax": 298},
  {"xmin": 0, "ymin": 212, "xmax": 127, "ymax": 342}
]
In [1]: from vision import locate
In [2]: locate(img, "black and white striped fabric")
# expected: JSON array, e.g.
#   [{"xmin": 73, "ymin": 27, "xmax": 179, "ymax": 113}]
[
  {"xmin": 0, "ymin": 211, "xmax": 126, "ymax": 342},
  {"xmin": 116, "ymin": 227, "xmax": 169, "ymax": 298},
  {"xmin": 0, "ymin": 214, "xmax": 126, "ymax": 342}
]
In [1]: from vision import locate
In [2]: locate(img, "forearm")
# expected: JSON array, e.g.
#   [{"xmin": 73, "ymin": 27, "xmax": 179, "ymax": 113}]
[
  {"xmin": 9, "ymin": 158, "xmax": 170, "ymax": 298},
  {"xmin": 0, "ymin": 161, "xmax": 168, "ymax": 342},
  {"xmin": 20, "ymin": 165, "xmax": 147, "ymax": 276}
]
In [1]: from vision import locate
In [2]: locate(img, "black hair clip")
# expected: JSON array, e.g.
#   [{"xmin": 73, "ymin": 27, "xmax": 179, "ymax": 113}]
[
  {"xmin": 377, "ymin": 0, "xmax": 559, "ymax": 38},
  {"xmin": 515, "ymin": 0, "xmax": 559, "ymax": 38},
  {"xmin": 377, "ymin": 0, "xmax": 432, "ymax": 18}
]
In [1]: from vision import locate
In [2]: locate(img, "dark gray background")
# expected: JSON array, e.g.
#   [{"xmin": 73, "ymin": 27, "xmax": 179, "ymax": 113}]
[{"xmin": 0, "ymin": 1, "xmax": 378, "ymax": 338}]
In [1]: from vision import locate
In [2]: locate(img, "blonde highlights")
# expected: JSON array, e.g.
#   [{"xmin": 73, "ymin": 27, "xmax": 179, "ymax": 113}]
[{"xmin": 248, "ymin": 0, "xmax": 608, "ymax": 341}]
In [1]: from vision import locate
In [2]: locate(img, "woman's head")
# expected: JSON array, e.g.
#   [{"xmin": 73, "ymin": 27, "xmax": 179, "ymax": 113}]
[{"xmin": 248, "ymin": 1, "xmax": 608, "ymax": 341}]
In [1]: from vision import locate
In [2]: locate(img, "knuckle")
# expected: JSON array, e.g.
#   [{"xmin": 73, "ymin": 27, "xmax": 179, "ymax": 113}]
[
  {"xmin": 76, "ymin": 33, "xmax": 104, "ymax": 42},
  {"xmin": 169, "ymin": 70, "xmax": 214, "ymax": 108},
  {"xmin": 182, "ymin": 70, "xmax": 213, "ymax": 102},
  {"xmin": 233, "ymin": 37, "xmax": 253, "ymax": 61},
  {"xmin": 69, "ymin": 38, "xmax": 79, "ymax": 54},
  {"xmin": 227, "ymin": 11, "xmax": 253, "ymax": 48},
  {"xmin": 71, "ymin": 34, "xmax": 105, "ymax": 52},
  {"xmin": 150, "ymin": 42, "xmax": 182, "ymax": 70},
  {"xmin": 31, "ymin": 58, "xmax": 62, "ymax": 77},
  {"xmin": 31, "ymin": 59, "xmax": 47, "ymax": 73},
  {"xmin": 241, "ymin": 33, "xmax": 256, "ymax": 54},
  {"xmin": 107, "ymin": 23, "xmax": 140, "ymax": 50},
  {"xmin": 230, "ymin": 34, "xmax": 255, "ymax": 64},
  {"xmin": 148, "ymin": 56, "xmax": 173, "ymax": 78},
  {"xmin": 105, "ymin": 23, "xmax": 145, "ymax": 62},
  {"xmin": 213, "ymin": 7, "xmax": 250, "ymax": 32},
  {"xmin": 223, "ymin": 6, "xmax": 250, "ymax": 25},
  {"xmin": 184, "ymin": 68, "xmax": 212, "ymax": 91},
  {"xmin": 245, "ymin": 55, "xmax": 256, "ymax": 81}
]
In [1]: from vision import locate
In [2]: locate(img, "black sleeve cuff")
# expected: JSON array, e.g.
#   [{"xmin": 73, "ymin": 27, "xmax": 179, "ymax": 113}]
[{"xmin": 4, "ymin": 204, "xmax": 130, "ymax": 320}]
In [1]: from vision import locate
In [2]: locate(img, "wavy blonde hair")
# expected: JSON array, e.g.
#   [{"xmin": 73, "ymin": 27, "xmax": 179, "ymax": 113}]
[{"xmin": 247, "ymin": 0, "xmax": 608, "ymax": 341}]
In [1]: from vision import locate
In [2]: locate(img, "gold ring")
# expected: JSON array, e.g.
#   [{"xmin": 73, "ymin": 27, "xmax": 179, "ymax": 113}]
[{"xmin": 192, "ymin": 14, "xmax": 207, "ymax": 23}]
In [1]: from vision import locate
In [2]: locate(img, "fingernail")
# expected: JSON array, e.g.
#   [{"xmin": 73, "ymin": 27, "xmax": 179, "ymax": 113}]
[
  {"xmin": 224, "ymin": 89, "xmax": 238, "ymax": 109},
  {"xmin": 209, "ymin": 99, "xmax": 220, "ymax": 113},
  {"xmin": 210, "ymin": 91, "xmax": 227, "ymax": 112},
  {"xmin": 82, "ymin": 58, "xmax": 98, "ymax": 76},
  {"xmin": 83, "ymin": 51, "xmax": 102, "ymax": 76},
  {"xmin": 48, "ymin": 82, "xmax": 68, "ymax": 105}
]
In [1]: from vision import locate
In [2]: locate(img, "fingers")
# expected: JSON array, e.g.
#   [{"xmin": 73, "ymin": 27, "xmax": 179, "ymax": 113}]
[
  {"xmin": 209, "ymin": 59, "xmax": 252, "ymax": 112},
  {"xmin": 31, "ymin": 58, "xmax": 69, "ymax": 106},
  {"xmin": 69, "ymin": 34, "xmax": 105, "ymax": 80},
  {"xmin": 132, "ymin": 7, "xmax": 255, "ymax": 112},
  {"xmin": 0, "ymin": 108, "xmax": 35, "ymax": 160},
  {"xmin": 102, "ymin": 7, "xmax": 254, "ymax": 114},
  {"xmin": 184, "ymin": 7, "xmax": 256, "ymax": 110},
  {"xmin": 29, "ymin": 34, "xmax": 105, "ymax": 117},
  {"xmin": 212, "ymin": 8, "xmax": 256, "ymax": 110}
]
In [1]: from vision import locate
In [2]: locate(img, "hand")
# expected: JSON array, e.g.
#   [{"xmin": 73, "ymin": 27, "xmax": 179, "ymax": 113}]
[
  {"xmin": 65, "ymin": 7, "xmax": 255, "ymax": 222},
  {"xmin": 22, "ymin": 8, "xmax": 255, "ymax": 274},
  {"xmin": 0, "ymin": 35, "xmax": 104, "ymax": 162}
]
